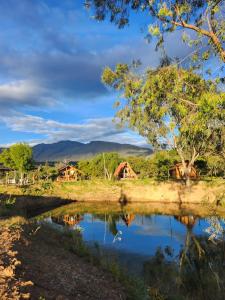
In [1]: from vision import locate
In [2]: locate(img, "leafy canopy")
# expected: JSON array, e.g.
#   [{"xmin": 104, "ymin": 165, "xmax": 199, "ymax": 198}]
[
  {"xmin": 85, "ymin": 0, "xmax": 225, "ymax": 64},
  {"xmin": 102, "ymin": 64, "xmax": 225, "ymax": 163}
]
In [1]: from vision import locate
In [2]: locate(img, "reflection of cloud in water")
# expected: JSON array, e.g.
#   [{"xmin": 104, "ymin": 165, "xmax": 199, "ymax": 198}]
[
  {"xmin": 133, "ymin": 216, "xmax": 185, "ymax": 244},
  {"xmin": 80, "ymin": 214, "xmax": 186, "ymax": 243},
  {"xmin": 134, "ymin": 227, "xmax": 185, "ymax": 244}
]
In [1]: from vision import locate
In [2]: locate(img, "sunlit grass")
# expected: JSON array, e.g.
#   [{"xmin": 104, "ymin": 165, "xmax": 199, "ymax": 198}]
[{"xmin": 0, "ymin": 216, "xmax": 27, "ymax": 227}]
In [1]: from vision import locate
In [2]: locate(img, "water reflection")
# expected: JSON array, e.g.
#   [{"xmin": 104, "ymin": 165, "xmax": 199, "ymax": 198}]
[
  {"xmin": 174, "ymin": 215, "xmax": 197, "ymax": 228},
  {"xmin": 38, "ymin": 204, "xmax": 225, "ymax": 299},
  {"xmin": 121, "ymin": 213, "xmax": 135, "ymax": 226},
  {"xmin": 142, "ymin": 215, "xmax": 225, "ymax": 299},
  {"xmin": 43, "ymin": 211, "xmax": 212, "ymax": 259},
  {"xmin": 51, "ymin": 213, "xmax": 84, "ymax": 228},
  {"xmin": 174, "ymin": 215, "xmax": 205, "ymax": 268}
]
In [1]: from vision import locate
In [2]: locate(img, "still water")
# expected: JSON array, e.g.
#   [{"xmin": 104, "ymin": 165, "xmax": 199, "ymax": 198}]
[
  {"xmin": 36, "ymin": 204, "xmax": 225, "ymax": 298},
  {"xmin": 44, "ymin": 214, "xmax": 209, "ymax": 255},
  {"xmin": 39, "ymin": 207, "xmax": 222, "ymax": 271}
]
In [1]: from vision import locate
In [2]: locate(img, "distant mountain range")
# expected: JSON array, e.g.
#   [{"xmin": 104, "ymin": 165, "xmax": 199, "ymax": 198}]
[{"xmin": 32, "ymin": 140, "xmax": 153, "ymax": 162}]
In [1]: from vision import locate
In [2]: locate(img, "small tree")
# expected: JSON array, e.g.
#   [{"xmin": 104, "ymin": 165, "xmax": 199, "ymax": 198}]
[
  {"xmin": 102, "ymin": 64, "xmax": 225, "ymax": 185},
  {"xmin": 0, "ymin": 143, "xmax": 33, "ymax": 183}
]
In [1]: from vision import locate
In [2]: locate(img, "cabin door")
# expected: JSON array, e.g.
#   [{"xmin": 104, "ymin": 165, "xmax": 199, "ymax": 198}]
[{"xmin": 123, "ymin": 167, "xmax": 128, "ymax": 179}]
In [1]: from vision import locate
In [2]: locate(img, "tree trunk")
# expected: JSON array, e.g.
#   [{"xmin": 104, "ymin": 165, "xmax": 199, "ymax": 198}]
[
  {"xmin": 185, "ymin": 169, "xmax": 191, "ymax": 187},
  {"xmin": 176, "ymin": 146, "xmax": 199, "ymax": 186},
  {"xmin": 20, "ymin": 172, "xmax": 24, "ymax": 186}
]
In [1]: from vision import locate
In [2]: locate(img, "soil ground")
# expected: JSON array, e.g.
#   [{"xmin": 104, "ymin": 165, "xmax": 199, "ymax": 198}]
[{"xmin": 0, "ymin": 223, "xmax": 126, "ymax": 300}]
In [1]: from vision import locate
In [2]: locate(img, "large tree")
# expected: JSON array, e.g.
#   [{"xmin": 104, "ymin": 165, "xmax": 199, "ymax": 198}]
[
  {"xmin": 102, "ymin": 64, "xmax": 225, "ymax": 184},
  {"xmin": 85, "ymin": 0, "xmax": 225, "ymax": 63}
]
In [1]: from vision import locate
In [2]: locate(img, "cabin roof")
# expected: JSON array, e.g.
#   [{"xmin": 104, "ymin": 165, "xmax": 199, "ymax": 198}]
[
  {"xmin": 58, "ymin": 164, "xmax": 77, "ymax": 172},
  {"xmin": 114, "ymin": 162, "xmax": 137, "ymax": 178},
  {"xmin": 58, "ymin": 164, "xmax": 84, "ymax": 175}
]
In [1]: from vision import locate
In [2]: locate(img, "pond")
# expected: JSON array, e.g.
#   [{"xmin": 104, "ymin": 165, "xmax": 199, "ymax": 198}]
[{"xmin": 36, "ymin": 202, "xmax": 225, "ymax": 277}]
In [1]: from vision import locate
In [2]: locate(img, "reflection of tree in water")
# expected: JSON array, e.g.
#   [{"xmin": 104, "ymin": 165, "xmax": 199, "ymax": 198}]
[
  {"xmin": 144, "ymin": 215, "xmax": 225, "ymax": 300},
  {"xmin": 108, "ymin": 214, "xmax": 120, "ymax": 236},
  {"xmin": 51, "ymin": 214, "xmax": 83, "ymax": 227},
  {"xmin": 92, "ymin": 212, "xmax": 135, "ymax": 236},
  {"xmin": 175, "ymin": 215, "xmax": 205, "ymax": 268},
  {"xmin": 92, "ymin": 213, "xmax": 120, "ymax": 237}
]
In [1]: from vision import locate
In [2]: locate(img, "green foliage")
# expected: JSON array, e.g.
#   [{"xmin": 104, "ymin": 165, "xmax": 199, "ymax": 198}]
[
  {"xmin": 102, "ymin": 65, "xmax": 225, "ymax": 172},
  {"xmin": 87, "ymin": 0, "xmax": 225, "ymax": 64},
  {"xmin": 78, "ymin": 152, "xmax": 123, "ymax": 179},
  {"xmin": 206, "ymin": 155, "xmax": 225, "ymax": 177},
  {"xmin": 41, "ymin": 181, "xmax": 53, "ymax": 191},
  {"xmin": 126, "ymin": 150, "xmax": 179, "ymax": 179},
  {"xmin": 0, "ymin": 149, "xmax": 15, "ymax": 169},
  {"xmin": 0, "ymin": 143, "xmax": 33, "ymax": 173},
  {"xmin": 38, "ymin": 163, "xmax": 58, "ymax": 181},
  {"xmin": 0, "ymin": 197, "xmax": 16, "ymax": 209},
  {"xmin": 149, "ymin": 150, "xmax": 179, "ymax": 178},
  {"xmin": 126, "ymin": 156, "xmax": 151, "ymax": 178},
  {"xmin": 148, "ymin": 25, "xmax": 160, "ymax": 36}
]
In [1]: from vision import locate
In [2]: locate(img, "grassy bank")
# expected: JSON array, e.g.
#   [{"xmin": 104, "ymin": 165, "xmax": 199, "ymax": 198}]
[{"xmin": 0, "ymin": 178, "xmax": 225, "ymax": 205}]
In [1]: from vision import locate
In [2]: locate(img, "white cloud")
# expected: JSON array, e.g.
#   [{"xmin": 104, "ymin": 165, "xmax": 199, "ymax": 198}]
[
  {"xmin": 0, "ymin": 112, "xmax": 148, "ymax": 146},
  {"xmin": 0, "ymin": 80, "xmax": 57, "ymax": 107}
]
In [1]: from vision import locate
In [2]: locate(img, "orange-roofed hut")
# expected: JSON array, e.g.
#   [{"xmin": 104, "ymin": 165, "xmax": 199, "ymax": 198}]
[
  {"xmin": 175, "ymin": 215, "xmax": 197, "ymax": 228},
  {"xmin": 169, "ymin": 161, "xmax": 198, "ymax": 180},
  {"xmin": 121, "ymin": 213, "xmax": 135, "ymax": 226},
  {"xmin": 114, "ymin": 162, "xmax": 137, "ymax": 180},
  {"xmin": 57, "ymin": 164, "xmax": 83, "ymax": 182}
]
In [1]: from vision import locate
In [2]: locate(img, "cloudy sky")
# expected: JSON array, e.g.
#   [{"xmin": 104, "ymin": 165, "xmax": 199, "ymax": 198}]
[{"xmin": 0, "ymin": 0, "xmax": 223, "ymax": 147}]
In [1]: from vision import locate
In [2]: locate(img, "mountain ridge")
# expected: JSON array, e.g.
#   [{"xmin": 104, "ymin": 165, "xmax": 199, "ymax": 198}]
[
  {"xmin": 0, "ymin": 140, "xmax": 153, "ymax": 162},
  {"xmin": 32, "ymin": 140, "xmax": 152, "ymax": 161}
]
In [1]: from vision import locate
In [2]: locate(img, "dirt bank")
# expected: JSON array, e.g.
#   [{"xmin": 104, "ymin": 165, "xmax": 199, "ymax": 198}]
[
  {"xmin": 1, "ymin": 179, "xmax": 225, "ymax": 204},
  {"xmin": 0, "ymin": 223, "xmax": 126, "ymax": 300}
]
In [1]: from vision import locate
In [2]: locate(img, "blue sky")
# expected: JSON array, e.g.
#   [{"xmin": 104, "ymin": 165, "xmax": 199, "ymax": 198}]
[{"xmin": 0, "ymin": 0, "xmax": 223, "ymax": 147}]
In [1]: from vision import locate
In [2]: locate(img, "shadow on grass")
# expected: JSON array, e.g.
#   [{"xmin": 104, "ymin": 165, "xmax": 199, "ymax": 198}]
[{"xmin": 0, "ymin": 193, "xmax": 75, "ymax": 218}]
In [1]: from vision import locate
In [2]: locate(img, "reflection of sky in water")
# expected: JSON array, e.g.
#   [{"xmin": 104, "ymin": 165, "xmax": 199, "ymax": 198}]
[{"xmin": 45, "ymin": 214, "xmax": 212, "ymax": 257}]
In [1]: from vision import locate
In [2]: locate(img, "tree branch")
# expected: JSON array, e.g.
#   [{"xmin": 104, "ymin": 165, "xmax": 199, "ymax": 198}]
[{"xmin": 152, "ymin": 2, "xmax": 225, "ymax": 62}]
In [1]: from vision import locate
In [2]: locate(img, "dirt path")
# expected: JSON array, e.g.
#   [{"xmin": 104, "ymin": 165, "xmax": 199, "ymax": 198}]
[
  {"xmin": 0, "ymin": 224, "xmax": 126, "ymax": 300},
  {"xmin": 0, "ymin": 226, "xmax": 31, "ymax": 300}
]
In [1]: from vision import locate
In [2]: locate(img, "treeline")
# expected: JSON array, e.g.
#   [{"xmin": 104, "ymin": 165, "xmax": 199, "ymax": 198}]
[
  {"xmin": 0, "ymin": 143, "xmax": 224, "ymax": 183},
  {"xmin": 77, "ymin": 151, "xmax": 225, "ymax": 180}
]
